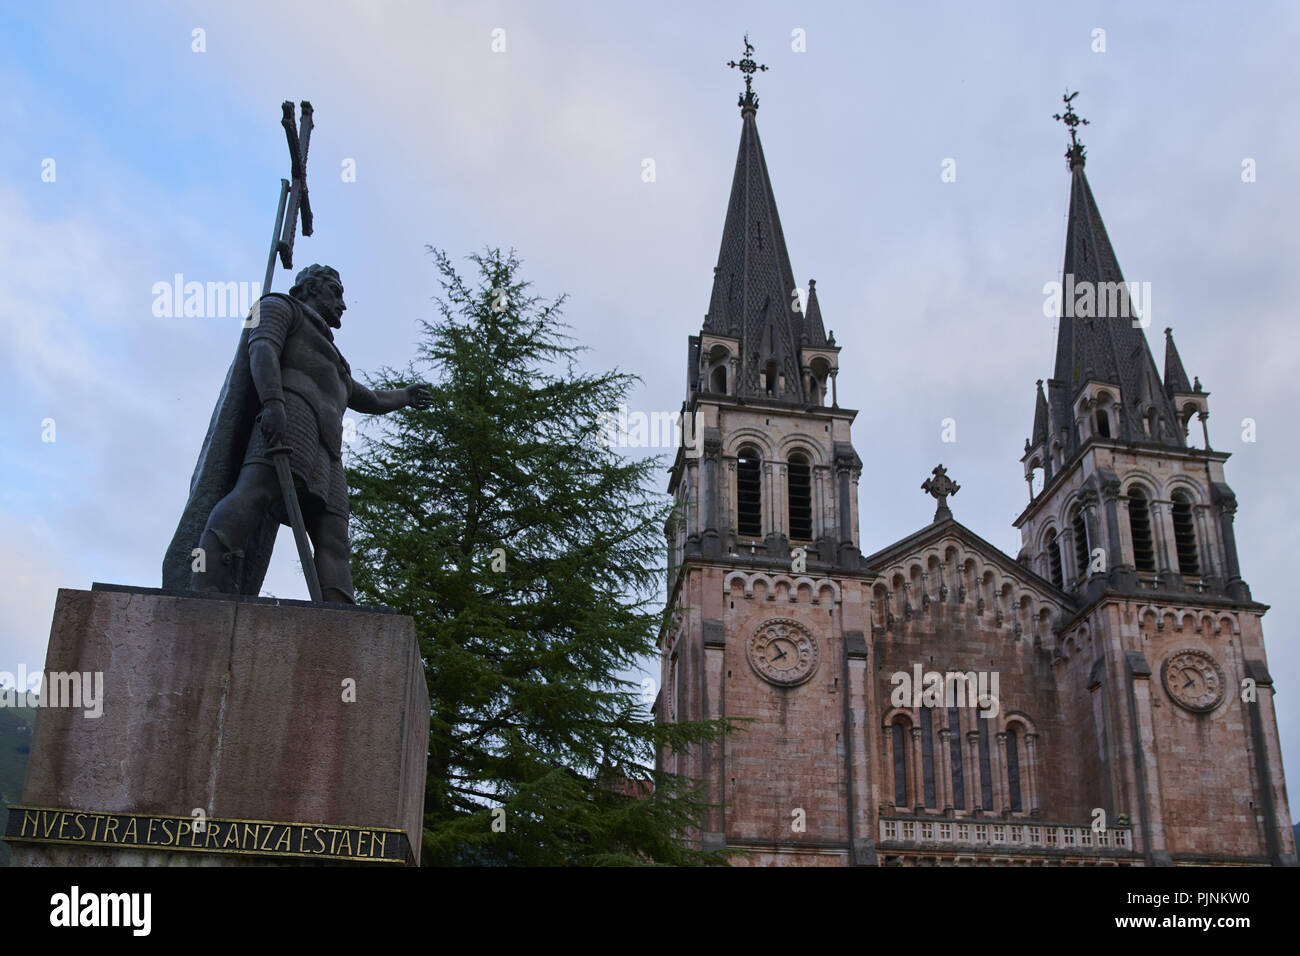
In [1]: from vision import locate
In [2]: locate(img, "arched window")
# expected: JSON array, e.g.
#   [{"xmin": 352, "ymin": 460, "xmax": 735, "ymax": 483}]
[
  {"xmin": 891, "ymin": 722, "xmax": 908, "ymax": 807},
  {"xmin": 948, "ymin": 706, "xmax": 965, "ymax": 810},
  {"xmin": 1071, "ymin": 509, "xmax": 1089, "ymax": 583},
  {"xmin": 736, "ymin": 446, "xmax": 762, "ymax": 538},
  {"xmin": 920, "ymin": 707, "xmax": 936, "ymax": 810},
  {"xmin": 1128, "ymin": 488, "xmax": 1155, "ymax": 573},
  {"xmin": 1145, "ymin": 407, "xmax": 1160, "ymax": 438},
  {"xmin": 1045, "ymin": 530, "xmax": 1063, "ymax": 589},
  {"xmin": 1172, "ymin": 492, "xmax": 1199, "ymax": 576},
  {"xmin": 787, "ymin": 453, "xmax": 812, "ymax": 541},
  {"xmin": 1006, "ymin": 727, "xmax": 1022, "ymax": 813},
  {"xmin": 1094, "ymin": 409, "xmax": 1111, "ymax": 438},
  {"xmin": 710, "ymin": 365, "xmax": 727, "ymax": 394}
]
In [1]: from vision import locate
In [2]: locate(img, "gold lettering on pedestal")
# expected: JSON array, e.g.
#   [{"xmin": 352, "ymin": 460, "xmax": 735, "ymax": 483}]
[{"xmin": 4, "ymin": 806, "xmax": 408, "ymax": 863}]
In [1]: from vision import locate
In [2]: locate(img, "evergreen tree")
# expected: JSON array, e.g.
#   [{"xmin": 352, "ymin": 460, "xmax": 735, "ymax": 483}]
[{"xmin": 346, "ymin": 248, "xmax": 731, "ymax": 865}]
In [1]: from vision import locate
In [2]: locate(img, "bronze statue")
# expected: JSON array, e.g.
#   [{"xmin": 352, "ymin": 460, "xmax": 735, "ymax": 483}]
[{"xmin": 162, "ymin": 264, "xmax": 430, "ymax": 603}]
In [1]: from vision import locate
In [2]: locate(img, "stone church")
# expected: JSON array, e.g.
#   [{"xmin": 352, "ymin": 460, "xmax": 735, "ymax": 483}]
[{"xmin": 655, "ymin": 68, "xmax": 1295, "ymax": 866}]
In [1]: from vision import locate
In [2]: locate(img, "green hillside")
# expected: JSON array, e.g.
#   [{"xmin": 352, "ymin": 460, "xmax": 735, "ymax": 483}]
[{"xmin": 0, "ymin": 707, "xmax": 36, "ymax": 867}]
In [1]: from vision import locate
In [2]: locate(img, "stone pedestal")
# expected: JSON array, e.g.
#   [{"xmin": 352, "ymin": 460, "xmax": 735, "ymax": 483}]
[{"xmin": 7, "ymin": 585, "xmax": 428, "ymax": 866}]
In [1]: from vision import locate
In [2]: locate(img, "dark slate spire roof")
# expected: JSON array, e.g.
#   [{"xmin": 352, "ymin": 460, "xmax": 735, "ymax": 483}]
[
  {"xmin": 1163, "ymin": 327, "xmax": 1192, "ymax": 395},
  {"xmin": 702, "ymin": 99, "xmax": 808, "ymax": 400},
  {"xmin": 801, "ymin": 279, "xmax": 827, "ymax": 346},
  {"xmin": 1031, "ymin": 379, "xmax": 1049, "ymax": 447},
  {"xmin": 1047, "ymin": 164, "xmax": 1184, "ymax": 451}
]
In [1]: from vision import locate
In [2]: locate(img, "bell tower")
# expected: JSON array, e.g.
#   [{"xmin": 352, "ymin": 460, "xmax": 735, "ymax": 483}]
[
  {"xmin": 1015, "ymin": 94, "xmax": 1294, "ymax": 865},
  {"xmin": 657, "ymin": 38, "xmax": 875, "ymax": 865}
]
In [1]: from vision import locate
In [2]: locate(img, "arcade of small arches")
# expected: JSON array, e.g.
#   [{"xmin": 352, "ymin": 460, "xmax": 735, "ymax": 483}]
[
  {"xmin": 723, "ymin": 570, "xmax": 840, "ymax": 606},
  {"xmin": 701, "ymin": 341, "xmax": 836, "ymax": 406},
  {"xmin": 1055, "ymin": 607, "xmax": 1241, "ymax": 663},
  {"xmin": 870, "ymin": 545, "xmax": 1065, "ymax": 643},
  {"xmin": 1024, "ymin": 387, "xmax": 1209, "ymax": 495}
]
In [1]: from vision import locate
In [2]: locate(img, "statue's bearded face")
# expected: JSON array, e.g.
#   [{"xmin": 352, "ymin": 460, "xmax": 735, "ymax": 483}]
[{"xmin": 305, "ymin": 276, "xmax": 347, "ymax": 328}]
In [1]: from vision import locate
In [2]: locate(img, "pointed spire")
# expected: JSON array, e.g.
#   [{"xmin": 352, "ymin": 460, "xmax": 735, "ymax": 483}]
[
  {"xmin": 1047, "ymin": 92, "xmax": 1182, "ymax": 452},
  {"xmin": 1031, "ymin": 379, "xmax": 1049, "ymax": 447},
  {"xmin": 801, "ymin": 279, "xmax": 827, "ymax": 346},
  {"xmin": 703, "ymin": 41, "xmax": 807, "ymax": 401},
  {"xmin": 1163, "ymin": 327, "xmax": 1192, "ymax": 395}
]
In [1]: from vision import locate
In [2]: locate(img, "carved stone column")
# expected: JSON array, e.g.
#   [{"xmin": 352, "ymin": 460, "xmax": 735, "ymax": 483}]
[
  {"xmin": 966, "ymin": 730, "xmax": 982, "ymax": 814},
  {"xmin": 911, "ymin": 727, "xmax": 925, "ymax": 814},
  {"xmin": 1101, "ymin": 475, "xmax": 1132, "ymax": 587},
  {"xmin": 987, "ymin": 724, "xmax": 1005, "ymax": 815},
  {"xmin": 938, "ymin": 726, "xmax": 954, "ymax": 812},
  {"xmin": 1024, "ymin": 732, "xmax": 1041, "ymax": 817},
  {"xmin": 1215, "ymin": 491, "xmax": 1246, "ymax": 599},
  {"xmin": 700, "ymin": 432, "xmax": 722, "ymax": 558},
  {"xmin": 883, "ymin": 722, "xmax": 900, "ymax": 808},
  {"xmin": 1079, "ymin": 487, "xmax": 1101, "ymax": 585},
  {"xmin": 1151, "ymin": 499, "xmax": 1181, "ymax": 588}
]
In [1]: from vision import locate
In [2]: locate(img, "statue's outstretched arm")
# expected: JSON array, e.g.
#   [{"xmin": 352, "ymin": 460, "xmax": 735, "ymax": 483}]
[{"xmin": 347, "ymin": 380, "xmax": 432, "ymax": 414}]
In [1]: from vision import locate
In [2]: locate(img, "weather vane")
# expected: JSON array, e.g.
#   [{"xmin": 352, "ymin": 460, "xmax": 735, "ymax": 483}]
[
  {"xmin": 727, "ymin": 34, "xmax": 768, "ymax": 111},
  {"xmin": 1053, "ymin": 90, "xmax": 1090, "ymax": 169}
]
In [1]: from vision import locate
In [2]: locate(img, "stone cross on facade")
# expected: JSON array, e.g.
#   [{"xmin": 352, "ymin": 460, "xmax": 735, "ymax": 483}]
[{"xmin": 922, "ymin": 464, "xmax": 960, "ymax": 522}]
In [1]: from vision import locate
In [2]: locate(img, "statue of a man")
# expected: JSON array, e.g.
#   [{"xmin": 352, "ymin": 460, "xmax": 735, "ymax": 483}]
[{"xmin": 162, "ymin": 264, "xmax": 430, "ymax": 603}]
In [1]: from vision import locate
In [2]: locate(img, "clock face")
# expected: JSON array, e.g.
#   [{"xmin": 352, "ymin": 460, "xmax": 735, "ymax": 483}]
[
  {"xmin": 747, "ymin": 619, "xmax": 820, "ymax": 687},
  {"xmin": 1162, "ymin": 650, "xmax": 1225, "ymax": 713}
]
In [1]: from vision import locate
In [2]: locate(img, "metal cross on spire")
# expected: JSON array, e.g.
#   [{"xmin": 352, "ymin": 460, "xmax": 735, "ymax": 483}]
[
  {"xmin": 1053, "ymin": 90, "xmax": 1090, "ymax": 170},
  {"xmin": 922, "ymin": 464, "xmax": 960, "ymax": 523},
  {"xmin": 727, "ymin": 34, "xmax": 768, "ymax": 112}
]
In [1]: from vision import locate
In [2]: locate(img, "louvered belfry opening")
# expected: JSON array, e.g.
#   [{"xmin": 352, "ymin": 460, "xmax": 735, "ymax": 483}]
[
  {"xmin": 1071, "ymin": 510, "xmax": 1089, "ymax": 582},
  {"xmin": 1046, "ymin": 530, "xmax": 1064, "ymax": 589},
  {"xmin": 1172, "ymin": 492, "xmax": 1200, "ymax": 576},
  {"xmin": 787, "ymin": 453, "xmax": 812, "ymax": 541},
  {"xmin": 1128, "ymin": 488, "xmax": 1156, "ymax": 573},
  {"xmin": 737, "ymin": 446, "xmax": 762, "ymax": 538}
]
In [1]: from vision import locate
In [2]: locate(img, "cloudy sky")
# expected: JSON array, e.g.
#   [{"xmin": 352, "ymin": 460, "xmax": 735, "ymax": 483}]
[{"xmin": 3, "ymin": 2, "xmax": 1298, "ymax": 809}]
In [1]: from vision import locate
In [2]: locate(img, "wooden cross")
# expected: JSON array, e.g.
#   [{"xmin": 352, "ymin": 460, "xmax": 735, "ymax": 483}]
[{"xmin": 263, "ymin": 100, "xmax": 314, "ymax": 292}]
